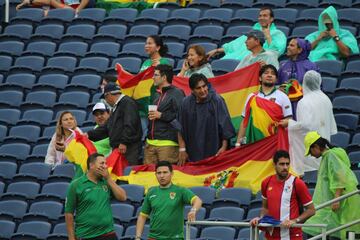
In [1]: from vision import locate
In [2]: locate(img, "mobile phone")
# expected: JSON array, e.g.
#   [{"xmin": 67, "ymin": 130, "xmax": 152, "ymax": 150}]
[{"xmin": 325, "ymin": 23, "xmax": 333, "ymax": 31}]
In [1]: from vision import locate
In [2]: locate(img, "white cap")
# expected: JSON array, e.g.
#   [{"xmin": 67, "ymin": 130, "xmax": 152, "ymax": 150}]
[{"xmin": 92, "ymin": 102, "xmax": 107, "ymax": 114}]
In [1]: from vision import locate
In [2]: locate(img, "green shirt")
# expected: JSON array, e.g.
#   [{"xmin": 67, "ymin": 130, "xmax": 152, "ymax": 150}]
[
  {"xmin": 139, "ymin": 58, "xmax": 170, "ymax": 72},
  {"xmin": 140, "ymin": 184, "xmax": 196, "ymax": 239},
  {"xmin": 65, "ymin": 175, "xmax": 114, "ymax": 239},
  {"xmin": 92, "ymin": 125, "xmax": 112, "ymax": 156}
]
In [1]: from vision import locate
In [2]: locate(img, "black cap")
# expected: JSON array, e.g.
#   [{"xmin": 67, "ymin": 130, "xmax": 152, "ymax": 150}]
[{"xmin": 100, "ymin": 82, "xmax": 121, "ymax": 98}]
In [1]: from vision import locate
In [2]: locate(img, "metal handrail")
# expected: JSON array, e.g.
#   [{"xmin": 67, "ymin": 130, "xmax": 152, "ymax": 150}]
[
  {"xmin": 315, "ymin": 189, "xmax": 360, "ymax": 210},
  {"xmin": 308, "ymin": 219, "xmax": 360, "ymax": 240},
  {"xmin": 186, "ymin": 220, "xmax": 327, "ymax": 240},
  {"xmin": 5, "ymin": 0, "xmax": 9, "ymax": 23}
]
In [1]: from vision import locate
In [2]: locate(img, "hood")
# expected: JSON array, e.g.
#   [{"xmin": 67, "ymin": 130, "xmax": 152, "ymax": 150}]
[
  {"xmin": 295, "ymin": 38, "xmax": 312, "ymax": 61},
  {"xmin": 303, "ymin": 70, "xmax": 322, "ymax": 95},
  {"xmin": 318, "ymin": 6, "xmax": 340, "ymax": 33}
]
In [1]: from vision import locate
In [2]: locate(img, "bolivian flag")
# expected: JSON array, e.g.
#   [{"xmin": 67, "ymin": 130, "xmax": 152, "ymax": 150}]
[{"xmin": 64, "ymin": 131, "xmax": 128, "ymax": 179}]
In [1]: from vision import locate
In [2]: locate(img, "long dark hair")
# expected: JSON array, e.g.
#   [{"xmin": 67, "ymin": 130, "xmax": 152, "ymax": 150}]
[
  {"xmin": 148, "ymin": 35, "xmax": 168, "ymax": 57},
  {"xmin": 312, "ymin": 137, "xmax": 335, "ymax": 150}
]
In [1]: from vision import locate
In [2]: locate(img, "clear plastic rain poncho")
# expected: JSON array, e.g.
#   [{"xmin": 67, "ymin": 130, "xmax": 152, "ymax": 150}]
[
  {"xmin": 303, "ymin": 147, "xmax": 360, "ymax": 239},
  {"xmin": 288, "ymin": 70, "xmax": 337, "ymax": 176}
]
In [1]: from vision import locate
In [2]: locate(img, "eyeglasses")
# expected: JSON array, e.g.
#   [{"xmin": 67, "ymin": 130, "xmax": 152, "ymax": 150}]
[{"xmin": 153, "ymin": 73, "xmax": 161, "ymax": 77}]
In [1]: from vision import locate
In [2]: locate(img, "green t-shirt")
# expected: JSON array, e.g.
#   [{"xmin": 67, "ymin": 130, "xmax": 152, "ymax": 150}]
[
  {"xmin": 65, "ymin": 175, "xmax": 114, "ymax": 239},
  {"xmin": 140, "ymin": 184, "xmax": 196, "ymax": 240},
  {"xmin": 139, "ymin": 58, "xmax": 170, "ymax": 72}
]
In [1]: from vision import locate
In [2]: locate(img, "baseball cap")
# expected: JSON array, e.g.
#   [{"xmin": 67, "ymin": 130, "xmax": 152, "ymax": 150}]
[
  {"xmin": 304, "ymin": 131, "xmax": 321, "ymax": 156},
  {"xmin": 246, "ymin": 30, "xmax": 266, "ymax": 45},
  {"xmin": 92, "ymin": 102, "xmax": 107, "ymax": 114},
  {"xmin": 100, "ymin": 82, "xmax": 121, "ymax": 98}
]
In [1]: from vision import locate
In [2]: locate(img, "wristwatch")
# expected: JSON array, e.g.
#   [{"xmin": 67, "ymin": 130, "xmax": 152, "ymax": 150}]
[{"xmin": 334, "ymin": 36, "xmax": 340, "ymax": 41}]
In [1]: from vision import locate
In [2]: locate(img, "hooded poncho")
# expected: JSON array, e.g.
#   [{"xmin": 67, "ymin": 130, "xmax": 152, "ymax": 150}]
[{"xmin": 305, "ymin": 6, "xmax": 359, "ymax": 61}]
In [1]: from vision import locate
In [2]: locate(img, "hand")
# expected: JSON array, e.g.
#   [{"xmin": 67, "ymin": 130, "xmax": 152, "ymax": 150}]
[
  {"xmin": 262, "ymin": 25, "xmax": 271, "ymax": 38},
  {"xmin": 328, "ymin": 29, "xmax": 337, "ymax": 38},
  {"xmin": 215, "ymin": 146, "xmax": 226, "ymax": 156},
  {"xmin": 250, "ymin": 217, "xmax": 261, "ymax": 226},
  {"xmin": 278, "ymin": 85, "xmax": 286, "ymax": 93},
  {"xmin": 182, "ymin": 60, "xmax": 190, "ymax": 71},
  {"xmin": 83, "ymin": 133, "xmax": 89, "ymax": 138},
  {"xmin": 207, "ymin": 49, "xmax": 218, "ymax": 60},
  {"xmin": 278, "ymin": 119, "xmax": 289, "ymax": 128},
  {"xmin": 258, "ymin": 60, "xmax": 266, "ymax": 67},
  {"xmin": 319, "ymin": 31, "xmax": 330, "ymax": 40},
  {"xmin": 152, "ymin": 58, "xmax": 160, "ymax": 66},
  {"xmin": 281, "ymin": 219, "xmax": 296, "ymax": 228},
  {"xmin": 96, "ymin": 165, "xmax": 110, "ymax": 180},
  {"xmin": 178, "ymin": 151, "xmax": 188, "ymax": 166},
  {"xmin": 235, "ymin": 142, "xmax": 241, "ymax": 148},
  {"xmin": 148, "ymin": 110, "xmax": 161, "ymax": 121},
  {"xmin": 16, "ymin": 0, "xmax": 30, "ymax": 10},
  {"xmin": 55, "ymin": 142, "xmax": 65, "ymax": 152},
  {"xmin": 331, "ymin": 201, "xmax": 340, "ymax": 212},
  {"xmin": 187, "ymin": 210, "xmax": 196, "ymax": 222},
  {"xmin": 118, "ymin": 144, "xmax": 127, "ymax": 154}
]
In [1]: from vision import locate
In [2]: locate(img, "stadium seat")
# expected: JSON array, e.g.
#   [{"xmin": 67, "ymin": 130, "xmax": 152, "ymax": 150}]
[
  {"xmin": 54, "ymin": 41, "xmax": 88, "ymax": 58},
  {"xmin": 221, "ymin": 0, "xmax": 253, "ymax": 9},
  {"xmin": 333, "ymin": 96, "xmax": 360, "ymax": 114},
  {"xmin": 347, "ymin": 133, "xmax": 360, "ymax": 154},
  {"xmin": 273, "ymin": 8, "xmax": 298, "ymax": 26},
  {"xmin": 349, "ymin": 152, "xmax": 360, "ymax": 167},
  {"xmin": 321, "ymin": 77, "xmax": 338, "ymax": 95},
  {"xmin": 161, "ymin": 24, "xmax": 192, "ymax": 42},
  {"xmin": 213, "ymin": 187, "xmax": 252, "ymax": 208},
  {"xmin": 286, "ymin": 0, "xmax": 319, "ymax": 9},
  {"xmin": 13, "ymin": 162, "xmax": 51, "ymax": 182},
  {"xmin": 4, "ymin": 125, "xmax": 41, "ymax": 143},
  {"xmin": 121, "ymin": 184, "xmax": 144, "ymax": 204},
  {"xmin": 167, "ymin": 8, "xmax": 202, "ymax": 25},
  {"xmin": 65, "ymin": 74, "xmax": 101, "ymax": 92},
  {"xmin": 41, "ymin": 8, "xmax": 75, "ymax": 25},
  {"xmin": 62, "ymin": 24, "xmax": 96, "ymax": 42},
  {"xmin": 114, "ymin": 224, "xmax": 124, "ymax": 239},
  {"xmin": 165, "ymin": 42, "xmax": 185, "ymax": 59},
  {"xmin": 103, "ymin": 8, "xmax": 138, "ymax": 25},
  {"xmin": 0, "ymin": 109, "xmax": 21, "ymax": 125},
  {"xmin": 71, "ymin": 8, "xmax": 106, "ymax": 25},
  {"xmin": 318, "ymin": 0, "xmax": 352, "ymax": 8},
  {"xmin": 22, "ymin": 41, "xmax": 56, "ymax": 57},
  {"xmin": 253, "ymin": 0, "xmax": 286, "ymax": 8},
  {"xmin": 184, "ymin": 205, "xmax": 206, "ymax": 221},
  {"xmin": 188, "ymin": 0, "xmax": 220, "ymax": 10},
  {"xmin": 47, "ymin": 222, "xmax": 67, "ymax": 239},
  {"xmin": 291, "ymin": 26, "xmax": 318, "ymax": 38},
  {"xmin": 0, "ymin": 90, "xmax": 23, "ymax": 108},
  {"xmin": 134, "ymin": 8, "xmax": 170, "ymax": 25},
  {"xmin": 211, "ymin": 59, "xmax": 240, "ymax": 73},
  {"xmin": 128, "ymin": 24, "xmax": 159, "ymax": 37},
  {"xmin": 303, "ymin": 170, "xmax": 318, "ymax": 186},
  {"xmin": 2, "ymin": 181, "xmax": 41, "ymax": 201},
  {"xmin": 198, "ymin": 8, "xmax": 233, "ymax": 26},
  {"xmin": 111, "ymin": 203, "xmax": 135, "ymax": 223},
  {"xmin": 54, "ymin": 92, "xmax": 90, "ymax": 110},
  {"xmin": 331, "ymin": 131, "xmax": 351, "ymax": 148},
  {"xmin": 189, "ymin": 187, "xmax": 216, "ymax": 206},
  {"xmin": 18, "ymin": 109, "xmax": 54, "ymax": 126},
  {"xmin": 207, "ymin": 207, "xmax": 245, "ymax": 222},
  {"xmin": 11, "ymin": 221, "xmax": 51, "ymax": 240},
  {"xmin": 189, "ymin": 42, "xmax": 217, "ymax": 54},
  {"xmin": 0, "ymin": 124, "xmax": 7, "ymax": 141},
  {"xmin": 226, "ymin": 26, "xmax": 253, "ymax": 36},
  {"xmin": 93, "ymin": 24, "xmax": 127, "ymax": 43},
  {"xmin": 30, "ymin": 144, "xmax": 49, "ymax": 157},
  {"xmin": 36, "ymin": 182, "xmax": 69, "ymax": 202},
  {"xmin": 0, "ymin": 24, "xmax": 33, "ymax": 41},
  {"xmin": 0, "ymin": 55, "xmax": 13, "ymax": 73},
  {"xmin": 112, "ymin": 57, "xmax": 142, "ymax": 74},
  {"xmin": 0, "ymin": 41, "xmax": 24, "ymax": 56},
  {"xmin": 24, "ymin": 201, "xmax": 63, "ymax": 221},
  {"xmin": 230, "ymin": 8, "xmax": 260, "ymax": 27},
  {"xmin": 53, "ymin": 109, "xmax": 87, "ymax": 126},
  {"xmin": 335, "ymin": 77, "xmax": 360, "ymax": 96},
  {"xmin": 120, "ymin": 42, "xmax": 147, "ymax": 58},
  {"xmin": 0, "ymin": 220, "xmax": 16, "ymax": 239},
  {"xmin": 157, "ymin": 2, "xmax": 181, "ymax": 11},
  {"xmin": 342, "ymin": 60, "xmax": 360, "ymax": 78},
  {"xmin": 237, "ymin": 228, "xmax": 265, "ymax": 240},
  {"xmin": 9, "ymin": 55, "xmax": 45, "ymax": 74},
  {"xmin": 316, "ymin": 60, "xmax": 343, "ymax": 76},
  {"xmin": 21, "ymin": 91, "xmax": 56, "ymax": 110},
  {"xmin": 334, "ymin": 113, "xmax": 359, "ymax": 131},
  {"xmin": 86, "ymin": 42, "xmax": 121, "ymax": 58},
  {"xmin": 200, "ymin": 226, "xmax": 236, "ymax": 240},
  {"xmin": 30, "ymin": 24, "xmax": 64, "ymax": 41},
  {"xmin": 0, "ymin": 199, "xmax": 28, "ymax": 219},
  {"xmin": 47, "ymin": 164, "xmax": 75, "ymax": 183},
  {"xmin": 10, "ymin": 8, "xmax": 44, "ymax": 25},
  {"xmin": 42, "ymin": 56, "xmax": 78, "ymax": 74},
  {"xmin": 33, "ymin": 74, "xmax": 69, "ymax": 92},
  {"xmin": 121, "ymin": 225, "xmax": 150, "ymax": 239},
  {"xmin": 246, "ymin": 207, "xmax": 262, "ymax": 220},
  {"xmin": 191, "ymin": 25, "xmax": 224, "ymax": 42},
  {"xmin": 184, "ymin": 226, "xmax": 198, "ymax": 239},
  {"xmin": 337, "ymin": 9, "xmax": 360, "ymax": 25},
  {"xmin": 75, "ymin": 57, "xmax": 109, "ymax": 74},
  {"xmin": 0, "ymin": 162, "xmax": 17, "ymax": 180},
  {"xmin": 0, "ymin": 143, "xmax": 31, "ymax": 162}
]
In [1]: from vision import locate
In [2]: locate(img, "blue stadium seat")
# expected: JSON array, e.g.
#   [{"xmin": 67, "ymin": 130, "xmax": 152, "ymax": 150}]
[
  {"xmin": 75, "ymin": 57, "xmax": 109, "ymax": 74},
  {"xmin": 121, "ymin": 225, "xmax": 150, "ymax": 239},
  {"xmin": 0, "ymin": 90, "xmax": 23, "ymax": 108},
  {"xmin": 167, "ymin": 8, "xmax": 201, "ymax": 25},
  {"xmin": 65, "ymin": 74, "xmax": 101, "ymax": 92},
  {"xmin": 321, "ymin": 77, "xmax": 338, "ymax": 95},
  {"xmin": 230, "ymin": 8, "xmax": 260, "ymax": 27},
  {"xmin": 24, "ymin": 201, "xmax": 63, "ymax": 221},
  {"xmin": 0, "ymin": 24, "xmax": 33, "ymax": 41},
  {"xmin": 161, "ymin": 24, "xmax": 192, "ymax": 42},
  {"xmin": 291, "ymin": 26, "xmax": 318, "ymax": 38},
  {"xmin": 111, "ymin": 203, "xmax": 135, "ymax": 223},
  {"xmin": 221, "ymin": 0, "xmax": 252, "ymax": 9},
  {"xmin": 114, "ymin": 224, "xmax": 124, "ymax": 239},
  {"xmin": 189, "ymin": 187, "xmax": 216, "ymax": 205},
  {"xmin": 21, "ymin": 91, "xmax": 56, "ymax": 110},
  {"xmin": 103, "ymin": 8, "xmax": 138, "ymax": 25},
  {"xmin": 31, "ymin": 144, "xmax": 49, "ymax": 157},
  {"xmin": 337, "ymin": 9, "xmax": 360, "ymax": 25},
  {"xmin": 92, "ymin": 92, "xmax": 103, "ymax": 104},
  {"xmin": 36, "ymin": 182, "xmax": 69, "ymax": 202},
  {"xmin": 10, "ymin": 55, "xmax": 45, "ymax": 72},
  {"xmin": 191, "ymin": 25, "xmax": 224, "ymax": 42},
  {"xmin": 19, "ymin": 109, "xmax": 54, "ymax": 126},
  {"xmin": 42, "ymin": 56, "xmax": 78, "ymax": 74},
  {"xmin": 93, "ymin": 24, "xmax": 127, "ymax": 42},
  {"xmin": 41, "ymin": 8, "xmax": 75, "ymax": 25},
  {"xmin": 134, "ymin": 8, "xmax": 170, "ymax": 25},
  {"xmin": 11, "ymin": 221, "xmax": 51, "ymax": 239},
  {"xmin": 246, "ymin": 207, "xmax": 262, "ymax": 220},
  {"xmin": 303, "ymin": 170, "xmax": 318, "ymax": 185},
  {"xmin": 333, "ymin": 96, "xmax": 360, "ymax": 114},
  {"xmin": 0, "ymin": 162, "xmax": 17, "ymax": 180},
  {"xmin": 237, "ymin": 228, "xmax": 265, "ymax": 240},
  {"xmin": 295, "ymin": 8, "xmax": 323, "ymax": 26},
  {"xmin": 0, "ymin": 109, "xmax": 21, "ymax": 125},
  {"xmin": 13, "ymin": 162, "xmax": 51, "ymax": 182},
  {"xmin": 286, "ymin": 0, "xmax": 319, "ymax": 9},
  {"xmin": 273, "ymin": 8, "xmax": 298, "ymax": 26},
  {"xmin": 200, "ymin": 226, "xmax": 236, "ymax": 240},
  {"xmin": 166, "ymin": 42, "xmax": 185, "ymax": 59},
  {"xmin": 0, "ymin": 220, "xmax": 16, "ymax": 239},
  {"xmin": 0, "ymin": 55, "xmax": 13, "ymax": 73},
  {"xmin": 120, "ymin": 42, "xmax": 147, "ymax": 58},
  {"xmin": 316, "ymin": 60, "xmax": 343, "ymax": 76},
  {"xmin": 30, "ymin": 24, "xmax": 64, "ymax": 41},
  {"xmin": 253, "ymin": 0, "xmax": 286, "ymax": 8},
  {"xmin": 72, "ymin": 8, "xmax": 106, "ymax": 25},
  {"xmin": 112, "ymin": 57, "xmax": 142, "ymax": 74},
  {"xmin": 347, "ymin": 133, "xmax": 360, "ymax": 154},
  {"xmin": 55, "ymin": 41, "xmax": 88, "ymax": 58},
  {"xmin": 208, "ymin": 207, "xmax": 245, "ymax": 222},
  {"xmin": 2, "ymin": 181, "xmax": 41, "ymax": 200},
  {"xmin": 22, "ymin": 41, "xmax": 56, "ymax": 57},
  {"xmin": 128, "ymin": 24, "xmax": 159, "ymax": 37},
  {"xmin": 188, "ymin": 0, "xmax": 220, "ymax": 10},
  {"xmin": 0, "ymin": 40, "xmax": 25, "ymax": 56},
  {"xmin": 62, "ymin": 24, "xmax": 96, "ymax": 42},
  {"xmin": 349, "ymin": 152, "xmax": 360, "ymax": 166},
  {"xmin": 0, "ymin": 143, "xmax": 31, "ymax": 162},
  {"xmin": 334, "ymin": 113, "xmax": 359, "ymax": 131},
  {"xmin": 342, "ymin": 60, "xmax": 360, "ymax": 78},
  {"xmin": 53, "ymin": 109, "xmax": 87, "ymax": 126},
  {"xmin": 318, "ymin": 0, "xmax": 352, "ymax": 8},
  {"xmin": 121, "ymin": 184, "xmax": 144, "ymax": 204},
  {"xmin": 10, "ymin": 8, "xmax": 44, "ymax": 25},
  {"xmin": 47, "ymin": 163, "xmax": 75, "ymax": 183},
  {"xmin": 0, "ymin": 124, "xmax": 7, "ymax": 142},
  {"xmin": 183, "ymin": 205, "xmax": 206, "ymax": 221},
  {"xmin": 213, "ymin": 187, "xmax": 252, "ymax": 208},
  {"xmin": 0, "ymin": 199, "xmax": 28, "ymax": 219},
  {"xmin": 33, "ymin": 74, "xmax": 69, "ymax": 92},
  {"xmin": 188, "ymin": 42, "xmax": 217, "ymax": 54},
  {"xmin": 226, "ymin": 26, "xmax": 253, "ymax": 36},
  {"xmin": 211, "ymin": 59, "xmax": 240, "ymax": 73},
  {"xmin": 198, "ymin": 8, "xmax": 233, "ymax": 26},
  {"xmin": 157, "ymin": 2, "xmax": 181, "ymax": 11},
  {"xmin": 4, "ymin": 125, "xmax": 41, "ymax": 143},
  {"xmin": 331, "ymin": 131, "xmax": 351, "ymax": 148},
  {"xmin": 86, "ymin": 42, "xmax": 121, "ymax": 58}
]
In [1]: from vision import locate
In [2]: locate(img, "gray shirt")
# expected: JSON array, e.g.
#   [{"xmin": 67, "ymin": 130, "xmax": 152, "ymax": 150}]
[{"xmin": 235, "ymin": 50, "xmax": 279, "ymax": 70}]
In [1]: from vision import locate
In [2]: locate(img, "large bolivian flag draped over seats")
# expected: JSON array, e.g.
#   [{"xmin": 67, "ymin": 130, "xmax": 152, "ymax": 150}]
[{"xmin": 116, "ymin": 63, "xmax": 290, "ymax": 193}]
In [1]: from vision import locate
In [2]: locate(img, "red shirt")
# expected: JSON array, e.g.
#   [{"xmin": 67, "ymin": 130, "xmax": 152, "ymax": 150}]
[{"xmin": 261, "ymin": 174, "xmax": 312, "ymax": 240}]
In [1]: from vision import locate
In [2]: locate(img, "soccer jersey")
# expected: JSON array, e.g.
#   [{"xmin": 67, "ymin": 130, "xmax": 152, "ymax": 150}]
[
  {"xmin": 140, "ymin": 184, "xmax": 196, "ymax": 239},
  {"xmin": 261, "ymin": 174, "xmax": 312, "ymax": 240},
  {"xmin": 65, "ymin": 175, "xmax": 114, "ymax": 239}
]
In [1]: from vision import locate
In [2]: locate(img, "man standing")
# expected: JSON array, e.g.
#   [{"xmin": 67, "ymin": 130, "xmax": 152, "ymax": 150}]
[
  {"xmin": 144, "ymin": 64, "xmax": 185, "ymax": 164},
  {"xmin": 65, "ymin": 153, "xmax": 127, "ymax": 240},
  {"xmin": 91, "ymin": 102, "xmax": 111, "ymax": 156},
  {"xmin": 207, "ymin": 7, "xmax": 287, "ymax": 61},
  {"xmin": 236, "ymin": 64, "xmax": 292, "ymax": 145},
  {"xmin": 87, "ymin": 82, "xmax": 142, "ymax": 165},
  {"xmin": 178, "ymin": 73, "xmax": 235, "ymax": 163},
  {"xmin": 251, "ymin": 150, "xmax": 315, "ymax": 240},
  {"xmin": 235, "ymin": 30, "xmax": 279, "ymax": 70},
  {"xmin": 136, "ymin": 161, "xmax": 202, "ymax": 240}
]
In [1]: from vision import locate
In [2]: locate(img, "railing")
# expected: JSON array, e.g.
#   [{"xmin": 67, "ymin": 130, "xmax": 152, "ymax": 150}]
[
  {"xmin": 4, "ymin": 0, "xmax": 9, "ymax": 23},
  {"xmin": 185, "ymin": 221, "xmax": 327, "ymax": 240}
]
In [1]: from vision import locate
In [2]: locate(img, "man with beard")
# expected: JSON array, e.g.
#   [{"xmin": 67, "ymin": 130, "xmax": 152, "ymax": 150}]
[
  {"xmin": 236, "ymin": 64, "xmax": 292, "ymax": 146},
  {"xmin": 250, "ymin": 150, "xmax": 315, "ymax": 240}
]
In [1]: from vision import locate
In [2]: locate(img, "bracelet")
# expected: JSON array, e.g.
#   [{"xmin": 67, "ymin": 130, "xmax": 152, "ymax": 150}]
[
  {"xmin": 190, "ymin": 207, "xmax": 197, "ymax": 212},
  {"xmin": 235, "ymin": 143, "xmax": 241, "ymax": 147},
  {"xmin": 179, "ymin": 147, "xmax": 186, "ymax": 152}
]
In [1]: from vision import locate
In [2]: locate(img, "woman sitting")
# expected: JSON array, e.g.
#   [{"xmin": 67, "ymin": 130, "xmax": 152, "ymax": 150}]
[{"xmin": 178, "ymin": 45, "xmax": 214, "ymax": 78}]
